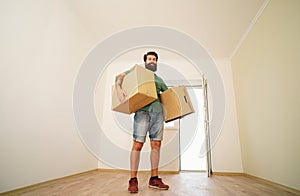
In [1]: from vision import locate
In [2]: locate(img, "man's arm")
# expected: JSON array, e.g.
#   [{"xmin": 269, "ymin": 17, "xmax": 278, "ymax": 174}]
[
  {"xmin": 161, "ymin": 81, "xmax": 168, "ymax": 92},
  {"xmin": 115, "ymin": 72, "xmax": 127, "ymax": 103},
  {"xmin": 157, "ymin": 76, "xmax": 168, "ymax": 92}
]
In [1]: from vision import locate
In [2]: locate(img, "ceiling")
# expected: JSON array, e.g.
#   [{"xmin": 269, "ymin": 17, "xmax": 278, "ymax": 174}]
[{"xmin": 67, "ymin": 0, "xmax": 269, "ymax": 59}]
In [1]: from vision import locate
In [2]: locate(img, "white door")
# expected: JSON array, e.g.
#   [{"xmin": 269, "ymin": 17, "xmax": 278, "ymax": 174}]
[{"xmin": 180, "ymin": 87, "xmax": 207, "ymax": 171}]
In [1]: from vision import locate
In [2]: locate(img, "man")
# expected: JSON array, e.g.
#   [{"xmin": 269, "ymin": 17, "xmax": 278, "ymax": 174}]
[{"xmin": 115, "ymin": 51, "xmax": 169, "ymax": 193}]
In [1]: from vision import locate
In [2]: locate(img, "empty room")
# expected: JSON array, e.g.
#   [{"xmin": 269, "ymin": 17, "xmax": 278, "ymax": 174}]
[{"xmin": 1, "ymin": 0, "xmax": 299, "ymax": 195}]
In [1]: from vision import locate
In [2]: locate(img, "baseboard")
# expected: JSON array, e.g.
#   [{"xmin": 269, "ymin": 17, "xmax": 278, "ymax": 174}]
[
  {"xmin": 212, "ymin": 172, "xmax": 299, "ymax": 193},
  {"xmin": 97, "ymin": 168, "xmax": 179, "ymax": 174},
  {"xmin": 1, "ymin": 169, "xmax": 99, "ymax": 195},
  {"xmin": 97, "ymin": 168, "xmax": 129, "ymax": 173},
  {"xmin": 212, "ymin": 172, "xmax": 244, "ymax": 176},
  {"xmin": 244, "ymin": 173, "xmax": 300, "ymax": 194}
]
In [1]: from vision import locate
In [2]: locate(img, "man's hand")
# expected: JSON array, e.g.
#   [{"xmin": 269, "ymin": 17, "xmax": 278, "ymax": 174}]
[
  {"xmin": 115, "ymin": 72, "xmax": 127, "ymax": 103},
  {"xmin": 117, "ymin": 88, "xmax": 127, "ymax": 103}
]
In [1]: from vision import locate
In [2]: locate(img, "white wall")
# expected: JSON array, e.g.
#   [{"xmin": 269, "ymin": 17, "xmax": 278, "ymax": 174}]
[
  {"xmin": 0, "ymin": 1, "xmax": 98, "ymax": 193},
  {"xmin": 1, "ymin": 0, "xmax": 244, "ymax": 192},
  {"xmin": 232, "ymin": 0, "xmax": 300, "ymax": 190},
  {"xmin": 212, "ymin": 59, "xmax": 243, "ymax": 173}
]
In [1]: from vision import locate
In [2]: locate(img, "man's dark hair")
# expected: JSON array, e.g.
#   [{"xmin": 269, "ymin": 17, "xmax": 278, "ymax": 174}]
[{"xmin": 143, "ymin": 51, "xmax": 158, "ymax": 62}]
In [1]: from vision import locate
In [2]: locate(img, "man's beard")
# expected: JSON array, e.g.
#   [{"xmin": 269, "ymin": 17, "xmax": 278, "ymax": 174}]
[{"xmin": 145, "ymin": 62, "xmax": 157, "ymax": 72}]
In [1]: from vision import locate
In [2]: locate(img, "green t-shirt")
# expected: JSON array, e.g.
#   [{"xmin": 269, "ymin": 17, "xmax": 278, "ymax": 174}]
[{"xmin": 124, "ymin": 69, "xmax": 168, "ymax": 112}]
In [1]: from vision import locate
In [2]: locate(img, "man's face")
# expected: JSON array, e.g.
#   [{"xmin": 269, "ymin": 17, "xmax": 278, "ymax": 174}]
[{"xmin": 145, "ymin": 55, "xmax": 157, "ymax": 72}]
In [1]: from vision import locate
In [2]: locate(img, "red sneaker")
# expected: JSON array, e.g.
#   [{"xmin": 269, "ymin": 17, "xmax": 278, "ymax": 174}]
[
  {"xmin": 148, "ymin": 177, "xmax": 169, "ymax": 190},
  {"xmin": 128, "ymin": 178, "xmax": 138, "ymax": 193}
]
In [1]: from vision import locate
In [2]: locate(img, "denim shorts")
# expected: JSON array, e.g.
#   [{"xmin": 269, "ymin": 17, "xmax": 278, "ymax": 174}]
[{"xmin": 133, "ymin": 110, "xmax": 164, "ymax": 143}]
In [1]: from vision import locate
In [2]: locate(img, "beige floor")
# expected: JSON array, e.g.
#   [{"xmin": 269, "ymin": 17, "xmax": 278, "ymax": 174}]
[{"xmin": 2, "ymin": 170, "xmax": 299, "ymax": 196}]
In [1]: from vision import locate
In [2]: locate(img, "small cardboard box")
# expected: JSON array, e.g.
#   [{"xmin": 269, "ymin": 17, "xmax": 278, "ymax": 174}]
[
  {"xmin": 112, "ymin": 65, "xmax": 157, "ymax": 114},
  {"xmin": 160, "ymin": 86, "xmax": 194, "ymax": 122}
]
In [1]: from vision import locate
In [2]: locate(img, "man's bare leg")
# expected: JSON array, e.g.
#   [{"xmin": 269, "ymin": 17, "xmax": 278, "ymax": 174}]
[
  {"xmin": 130, "ymin": 141, "xmax": 144, "ymax": 178},
  {"xmin": 148, "ymin": 140, "xmax": 169, "ymax": 190},
  {"xmin": 150, "ymin": 140, "xmax": 161, "ymax": 177}
]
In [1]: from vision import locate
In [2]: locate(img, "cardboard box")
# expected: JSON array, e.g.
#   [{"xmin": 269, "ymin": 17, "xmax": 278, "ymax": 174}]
[
  {"xmin": 112, "ymin": 65, "xmax": 157, "ymax": 114},
  {"xmin": 160, "ymin": 86, "xmax": 194, "ymax": 122}
]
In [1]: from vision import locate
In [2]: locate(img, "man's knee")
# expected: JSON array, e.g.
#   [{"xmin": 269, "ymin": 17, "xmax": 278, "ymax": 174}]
[
  {"xmin": 150, "ymin": 141, "xmax": 161, "ymax": 150},
  {"xmin": 132, "ymin": 141, "xmax": 144, "ymax": 151}
]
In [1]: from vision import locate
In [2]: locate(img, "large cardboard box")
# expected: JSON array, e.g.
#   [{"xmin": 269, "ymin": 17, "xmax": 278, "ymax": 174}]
[
  {"xmin": 112, "ymin": 65, "xmax": 157, "ymax": 114},
  {"xmin": 160, "ymin": 86, "xmax": 194, "ymax": 122}
]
